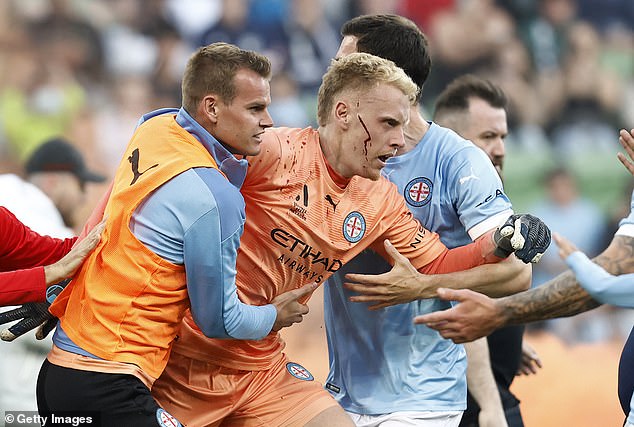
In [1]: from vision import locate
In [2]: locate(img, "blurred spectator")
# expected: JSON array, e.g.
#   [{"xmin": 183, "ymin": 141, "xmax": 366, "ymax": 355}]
[
  {"xmin": 0, "ymin": 36, "xmax": 86, "ymax": 163},
  {"xmin": 268, "ymin": 71, "xmax": 311, "ymax": 128},
  {"xmin": 141, "ymin": 6, "xmax": 190, "ymax": 107},
  {"xmin": 92, "ymin": 75, "xmax": 161, "ymax": 172},
  {"xmin": 347, "ymin": 0, "xmax": 404, "ymax": 17},
  {"xmin": 0, "ymin": 136, "xmax": 104, "ymax": 417},
  {"xmin": 248, "ymin": 0, "xmax": 289, "ymax": 26},
  {"xmin": 402, "ymin": 0, "xmax": 454, "ymax": 30},
  {"xmin": 164, "ymin": 0, "xmax": 221, "ymax": 43},
  {"xmin": 28, "ymin": 0, "xmax": 105, "ymax": 87},
  {"xmin": 281, "ymin": 0, "xmax": 341, "ymax": 98},
  {"xmin": 530, "ymin": 167, "xmax": 607, "ymax": 288},
  {"xmin": 527, "ymin": 166, "xmax": 612, "ymax": 343},
  {"xmin": 100, "ymin": 0, "xmax": 159, "ymax": 77},
  {"xmin": 424, "ymin": 0, "xmax": 515, "ymax": 104},
  {"xmin": 0, "ymin": 137, "xmax": 106, "ymax": 233},
  {"xmin": 197, "ymin": 0, "xmax": 287, "ymax": 72},
  {"xmin": 479, "ymin": 37, "xmax": 548, "ymax": 141},
  {"xmin": 520, "ymin": 0, "xmax": 577, "ymax": 73},
  {"xmin": 577, "ymin": 0, "xmax": 634, "ymax": 33},
  {"xmin": 548, "ymin": 22, "xmax": 624, "ymax": 154}
]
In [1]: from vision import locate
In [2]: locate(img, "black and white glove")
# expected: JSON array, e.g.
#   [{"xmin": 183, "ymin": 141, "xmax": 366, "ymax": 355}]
[
  {"xmin": 494, "ymin": 214, "xmax": 551, "ymax": 263},
  {"xmin": 0, "ymin": 278, "xmax": 69, "ymax": 342}
]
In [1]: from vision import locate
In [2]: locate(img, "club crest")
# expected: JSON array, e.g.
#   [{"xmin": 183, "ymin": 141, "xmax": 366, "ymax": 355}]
[
  {"xmin": 286, "ymin": 362, "xmax": 314, "ymax": 381},
  {"xmin": 404, "ymin": 177, "xmax": 432, "ymax": 207},
  {"xmin": 342, "ymin": 211, "xmax": 366, "ymax": 243}
]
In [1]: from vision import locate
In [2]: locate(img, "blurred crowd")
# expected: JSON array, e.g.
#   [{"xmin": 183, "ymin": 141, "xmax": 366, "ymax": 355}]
[{"xmin": 0, "ymin": 0, "xmax": 633, "ymax": 346}]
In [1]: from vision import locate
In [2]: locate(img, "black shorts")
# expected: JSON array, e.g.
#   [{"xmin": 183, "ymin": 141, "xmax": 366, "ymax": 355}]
[
  {"xmin": 36, "ymin": 359, "xmax": 182, "ymax": 427},
  {"xmin": 619, "ymin": 326, "xmax": 634, "ymax": 417}
]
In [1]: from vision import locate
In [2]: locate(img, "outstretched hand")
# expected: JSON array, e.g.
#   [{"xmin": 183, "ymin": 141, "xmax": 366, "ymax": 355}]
[
  {"xmin": 413, "ymin": 288, "xmax": 503, "ymax": 343},
  {"xmin": 1, "ymin": 218, "xmax": 106, "ymax": 343},
  {"xmin": 44, "ymin": 218, "xmax": 106, "ymax": 285},
  {"xmin": 617, "ymin": 128, "xmax": 634, "ymax": 176},
  {"xmin": 344, "ymin": 240, "xmax": 435, "ymax": 310},
  {"xmin": 271, "ymin": 282, "xmax": 319, "ymax": 331},
  {"xmin": 554, "ymin": 232, "xmax": 579, "ymax": 261}
]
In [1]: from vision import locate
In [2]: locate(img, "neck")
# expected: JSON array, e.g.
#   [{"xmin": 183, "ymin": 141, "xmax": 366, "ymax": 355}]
[
  {"xmin": 318, "ymin": 126, "xmax": 350, "ymax": 180},
  {"xmin": 401, "ymin": 105, "xmax": 429, "ymax": 154}
]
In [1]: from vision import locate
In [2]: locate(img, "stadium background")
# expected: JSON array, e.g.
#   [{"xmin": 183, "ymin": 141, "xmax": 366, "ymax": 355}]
[{"xmin": 0, "ymin": 0, "xmax": 632, "ymax": 425}]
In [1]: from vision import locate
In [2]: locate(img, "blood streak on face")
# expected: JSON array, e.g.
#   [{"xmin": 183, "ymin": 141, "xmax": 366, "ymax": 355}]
[{"xmin": 357, "ymin": 114, "xmax": 372, "ymax": 157}]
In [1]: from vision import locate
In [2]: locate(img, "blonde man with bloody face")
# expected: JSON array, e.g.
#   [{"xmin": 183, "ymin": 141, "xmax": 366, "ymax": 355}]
[{"xmin": 151, "ymin": 53, "xmax": 550, "ymax": 426}]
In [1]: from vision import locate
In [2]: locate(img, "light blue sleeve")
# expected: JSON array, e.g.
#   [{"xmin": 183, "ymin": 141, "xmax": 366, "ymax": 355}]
[
  {"xmin": 132, "ymin": 168, "xmax": 276, "ymax": 339},
  {"xmin": 565, "ymin": 251, "xmax": 634, "ymax": 308},
  {"xmin": 449, "ymin": 146, "xmax": 513, "ymax": 237}
]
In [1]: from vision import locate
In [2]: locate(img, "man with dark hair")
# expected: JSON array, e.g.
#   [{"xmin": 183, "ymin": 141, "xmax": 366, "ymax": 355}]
[
  {"xmin": 325, "ymin": 15, "xmax": 535, "ymax": 427},
  {"xmin": 433, "ymin": 74, "xmax": 534, "ymax": 427},
  {"xmin": 339, "ymin": 14, "xmax": 432, "ymax": 101},
  {"xmin": 434, "ymin": 75, "xmax": 508, "ymax": 177}
]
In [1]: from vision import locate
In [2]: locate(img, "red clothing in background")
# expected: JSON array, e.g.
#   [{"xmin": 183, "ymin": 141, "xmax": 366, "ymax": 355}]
[{"xmin": 0, "ymin": 206, "xmax": 76, "ymax": 305}]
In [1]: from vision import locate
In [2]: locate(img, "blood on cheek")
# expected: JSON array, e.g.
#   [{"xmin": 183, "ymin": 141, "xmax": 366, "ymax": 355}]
[{"xmin": 357, "ymin": 114, "xmax": 372, "ymax": 158}]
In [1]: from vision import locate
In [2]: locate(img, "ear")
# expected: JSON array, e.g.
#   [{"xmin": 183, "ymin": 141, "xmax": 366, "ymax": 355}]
[
  {"xmin": 201, "ymin": 95, "xmax": 219, "ymax": 124},
  {"xmin": 334, "ymin": 101, "xmax": 350, "ymax": 129}
]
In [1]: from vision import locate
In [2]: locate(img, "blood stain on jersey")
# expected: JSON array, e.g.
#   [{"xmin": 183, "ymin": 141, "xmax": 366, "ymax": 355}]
[
  {"xmin": 342, "ymin": 211, "xmax": 366, "ymax": 243},
  {"xmin": 286, "ymin": 362, "xmax": 314, "ymax": 381},
  {"xmin": 404, "ymin": 177, "xmax": 432, "ymax": 207}
]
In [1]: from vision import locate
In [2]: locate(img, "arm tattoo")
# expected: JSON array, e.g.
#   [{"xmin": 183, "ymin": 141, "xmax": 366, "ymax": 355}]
[{"xmin": 498, "ymin": 235, "xmax": 634, "ymax": 325}]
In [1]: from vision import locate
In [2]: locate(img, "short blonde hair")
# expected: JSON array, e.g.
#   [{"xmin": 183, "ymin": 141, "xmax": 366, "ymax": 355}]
[
  {"xmin": 182, "ymin": 42, "xmax": 271, "ymax": 114},
  {"xmin": 317, "ymin": 52, "xmax": 418, "ymax": 126}
]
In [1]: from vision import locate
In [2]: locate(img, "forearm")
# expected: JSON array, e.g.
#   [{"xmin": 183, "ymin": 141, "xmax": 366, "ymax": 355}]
[
  {"xmin": 422, "ymin": 255, "xmax": 531, "ymax": 298},
  {"xmin": 496, "ymin": 235, "xmax": 634, "ymax": 326},
  {"xmin": 186, "ymin": 214, "xmax": 275, "ymax": 339},
  {"xmin": 496, "ymin": 269, "xmax": 599, "ymax": 326},
  {"xmin": 0, "ymin": 268, "xmax": 46, "ymax": 305},
  {"xmin": 422, "ymin": 230, "xmax": 503, "ymax": 275},
  {"xmin": 567, "ymin": 251, "xmax": 634, "ymax": 308},
  {"xmin": 465, "ymin": 339, "xmax": 505, "ymax": 416}
]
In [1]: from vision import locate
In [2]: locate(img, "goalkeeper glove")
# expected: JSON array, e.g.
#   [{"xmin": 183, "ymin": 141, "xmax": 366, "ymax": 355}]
[
  {"xmin": 494, "ymin": 214, "xmax": 551, "ymax": 263},
  {"xmin": 0, "ymin": 278, "xmax": 69, "ymax": 342}
]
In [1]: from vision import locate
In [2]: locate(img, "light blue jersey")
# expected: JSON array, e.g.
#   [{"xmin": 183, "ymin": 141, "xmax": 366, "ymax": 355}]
[{"xmin": 324, "ymin": 122, "xmax": 512, "ymax": 414}]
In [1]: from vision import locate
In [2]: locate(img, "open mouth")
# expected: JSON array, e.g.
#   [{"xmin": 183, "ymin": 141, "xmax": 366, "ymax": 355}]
[{"xmin": 378, "ymin": 151, "xmax": 396, "ymax": 164}]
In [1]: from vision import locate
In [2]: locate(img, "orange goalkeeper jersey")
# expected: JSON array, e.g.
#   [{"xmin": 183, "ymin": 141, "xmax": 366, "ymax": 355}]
[{"xmin": 175, "ymin": 127, "xmax": 446, "ymax": 370}]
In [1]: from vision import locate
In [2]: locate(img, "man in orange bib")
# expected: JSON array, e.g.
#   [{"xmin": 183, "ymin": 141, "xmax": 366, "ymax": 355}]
[{"xmin": 36, "ymin": 43, "xmax": 316, "ymax": 426}]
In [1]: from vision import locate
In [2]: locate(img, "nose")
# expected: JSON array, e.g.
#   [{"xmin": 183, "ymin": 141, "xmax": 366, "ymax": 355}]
[
  {"xmin": 489, "ymin": 138, "xmax": 505, "ymax": 158},
  {"xmin": 261, "ymin": 110, "xmax": 274, "ymax": 129},
  {"xmin": 392, "ymin": 128, "xmax": 406, "ymax": 149}
]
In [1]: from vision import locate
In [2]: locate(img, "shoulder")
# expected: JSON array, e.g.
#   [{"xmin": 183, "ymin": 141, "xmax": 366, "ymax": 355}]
[
  {"xmin": 262, "ymin": 127, "xmax": 319, "ymax": 151},
  {"xmin": 143, "ymin": 168, "xmax": 245, "ymax": 233},
  {"xmin": 159, "ymin": 168, "xmax": 243, "ymax": 213},
  {"xmin": 414, "ymin": 124, "xmax": 489, "ymax": 168},
  {"xmin": 247, "ymin": 127, "xmax": 317, "ymax": 175}
]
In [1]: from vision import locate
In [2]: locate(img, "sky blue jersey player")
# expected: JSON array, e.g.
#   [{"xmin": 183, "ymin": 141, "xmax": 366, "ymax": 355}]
[{"xmin": 324, "ymin": 122, "xmax": 513, "ymax": 419}]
